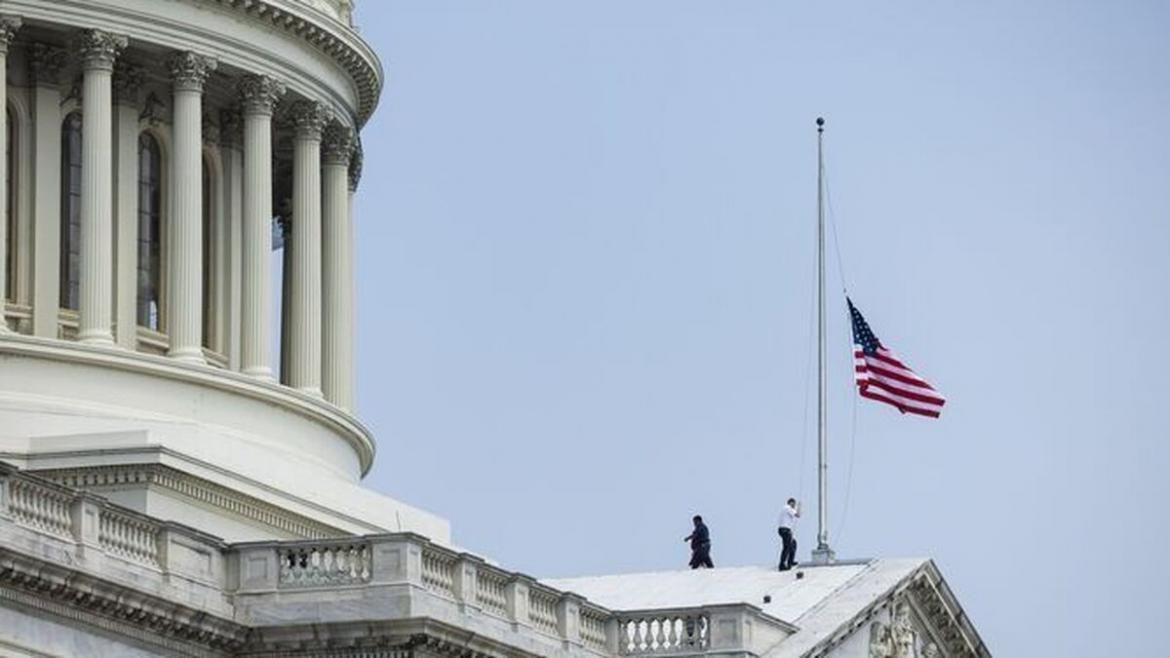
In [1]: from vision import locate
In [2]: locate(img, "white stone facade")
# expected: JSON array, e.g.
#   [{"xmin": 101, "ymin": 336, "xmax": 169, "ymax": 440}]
[{"xmin": 0, "ymin": 2, "xmax": 990, "ymax": 657}]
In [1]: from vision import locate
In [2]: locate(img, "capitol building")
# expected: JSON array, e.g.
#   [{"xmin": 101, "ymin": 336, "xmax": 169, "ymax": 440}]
[{"xmin": 0, "ymin": 1, "xmax": 989, "ymax": 657}]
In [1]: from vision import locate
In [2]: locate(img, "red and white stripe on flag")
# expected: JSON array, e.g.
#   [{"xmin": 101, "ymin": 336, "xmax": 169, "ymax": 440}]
[{"xmin": 853, "ymin": 346, "xmax": 945, "ymax": 418}]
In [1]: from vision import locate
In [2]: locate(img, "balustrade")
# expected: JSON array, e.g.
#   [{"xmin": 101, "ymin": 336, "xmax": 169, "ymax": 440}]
[
  {"xmin": 528, "ymin": 586, "xmax": 560, "ymax": 636},
  {"xmin": 99, "ymin": 508, "xmax": 160, "ymax": 566},
  {"xmin": 619, "ymin": 611, "xmax": 709, "ymax": 655},
  {"xmin": 6, "ymin": 476, "xmax": 72, "ymax": 538},
  {"xmin": 476, "ymin": 567, "xmax": 509, "ymax": 618},
  {"xmin": 278, "ymin": 542, "xmax": 371, "ymax": 587},
  {"xmin": 421, "ymin": 544, "xmax": 456, "ymax": 597},
  {"xmin": 580, "ymin": 605, "xmax": 611, "ymax": 653},
  {"xmin": 2, "ymin": 464, "xmax": 784, "ymax": 658}
]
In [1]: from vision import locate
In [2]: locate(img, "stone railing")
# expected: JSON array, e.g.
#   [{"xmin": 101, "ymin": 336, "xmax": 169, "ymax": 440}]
[
  {"xmin": 99, "ymin": 506, "xmax": 161, "ymax": 567},
  {"xmin": 615, "ymin": 605, "xmax": 797, "ymax": 657},
  {"xmin": 278, "ymin": 541, "xmax": 371, "ymax": 587},
  {"xmin": 0, "ymin": 463, "xmax": 228, "ymax": 590},
  {"xmin": 1, "ymin": 464, "xmax": 796, "ymax": 658},
  {"xmin": 5, "ymin": 473, "xmax": 74, "ymax": 539},
  {"xmin": 617, "ymin": 610, "xmax": 709, "ymax": 655}
]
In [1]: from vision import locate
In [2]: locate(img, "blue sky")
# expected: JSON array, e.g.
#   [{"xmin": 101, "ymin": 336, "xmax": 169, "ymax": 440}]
[{"xmin": 350, "ymin": 2, "xmax": 1170, "ymax": 655}]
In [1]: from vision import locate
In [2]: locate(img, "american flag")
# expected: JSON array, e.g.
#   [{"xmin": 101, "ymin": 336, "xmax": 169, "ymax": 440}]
[{"xmin": 848, "ymin": 298, "xmax": 945, "ymax": 418}]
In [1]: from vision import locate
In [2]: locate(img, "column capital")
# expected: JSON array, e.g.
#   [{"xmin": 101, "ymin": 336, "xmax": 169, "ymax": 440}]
[
  {"xmin": 0, "ymin": 15, "xmax": 22, "ymax": 54},
  {"xmin": 76, "ymin": 29, "xmax": 127, "ymax": 72},
  {"xmin": 238, "ymin": 74, "xmax": 286, "ymax": 116},
  {"xmin": 321, "ymin": 123, "xmax": 355, "ymax": 166},
  {"xmin": 348, "ymin": 137, "xmax": 363, "ymax": 191},
  {"xmin": 288, "ymin": 100, "xmax": 329, "ymax": 140},
  {"xmin": 27, "ymin": 43, "xmax": 66, "ymax": 86},
  {"xmin": 112, "ymin": 61, "xmax": 144, "ymax": 106},
  {"xmin": 168, "ymin": 51, "xmax": 217, "ymax": 93}
]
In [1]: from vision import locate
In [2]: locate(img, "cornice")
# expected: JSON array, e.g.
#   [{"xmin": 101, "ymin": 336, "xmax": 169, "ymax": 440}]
[
  {"xmin": 208, "ymin": 0, "xmax": 382, "ymax": 124},
  {"xmin": 0, "ymin": 550, "xmax": 246, "ymax": 656},
  {"xmin": 800, "ymin": 561, "xmax": 988, "ymax": 658},
  {"xmin": 4, "ymin": 0, "xmax": 381, "ymax": 126},
  {"xmin": 32, "ymin": 463, "xmax": 345, "ymax": 540}
]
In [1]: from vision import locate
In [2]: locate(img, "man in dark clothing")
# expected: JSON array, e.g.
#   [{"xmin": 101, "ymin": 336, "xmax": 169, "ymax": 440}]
[{"xmin": 683, "ymin": 515, "xmax": 713, "ymax": 569}]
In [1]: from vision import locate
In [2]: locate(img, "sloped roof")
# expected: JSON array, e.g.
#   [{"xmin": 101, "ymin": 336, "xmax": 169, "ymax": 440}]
[{"xmin": 545, "ymin": 558, "xmax": 933, "ymax": 657}]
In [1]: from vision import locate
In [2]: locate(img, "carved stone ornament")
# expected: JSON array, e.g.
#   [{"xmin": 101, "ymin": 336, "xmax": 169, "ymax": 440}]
[
  {"xmin": 27, "ymin": 43, "xmax": 67, "ymax": 86},
  {"xmin": 322, "ymin": 123, "xmax": 355, "ymax": 166},
  {"xmin": 921, "ymin": 643, "xmax": 940, "ymax": 658},
  {"xmin": 219, "ymin": 107, "xmax": 243, "ymax": 146},
  {"xmin": 348, "ymin": 135, "xmax": 364, "ymax": 191},
  {"xmin": 238, "ymin": 74, "xmax": 286, "ymax": 115},
  {"xmin": 202, "ymin": 110, "xmax": 221, "ymax": 145},
  {"xmin": 869, "ymin": 620, "xmax": 894, "ymax": 658},
  {"xmin": 288, "ymin": 99, "xmax": 329, "ymax": 139},
  {"xmin": 891, "ymin": 600, "xmax": 918, "ymax": 658},
  {"xmin": 139, "ymin": 91, "xmax": 167, "ymax": 126},
  {"xmin": 112, "ymin": 61, "xmax": 144, "ymax": 106},
  {"xmin": 0, "ymin": 15, "xmax": 22, "ymax": 54},
  {"xmin": 76, "ymin": 28, "xmax": 128, "ymax": 71},
  {"xmin": 61, "ymin": 74, "xmax": 82, "ymax": 107},
  {"xmin": 167, "ymin": 51, "xmax": 217, "ymax": 92}
]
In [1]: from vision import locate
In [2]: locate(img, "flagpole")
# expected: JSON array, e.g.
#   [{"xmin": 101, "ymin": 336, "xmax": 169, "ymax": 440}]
[{"xmin": 812, "ymin": 116, "xmax": 835, "ymax": 565}]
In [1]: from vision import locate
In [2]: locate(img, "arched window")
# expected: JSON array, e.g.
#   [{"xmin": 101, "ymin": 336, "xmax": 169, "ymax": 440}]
[
  {"xmin": 202, "ymin": 157, "xmax": 214, "ymax": 349},
  {"xmin": 137, "ymin": 133, "xmax": 163, "ymax": 330},
  {"xmin": 59, "ymin": 112, "xmax": 82, "ymax": 311},
  {"xmin": 5, "ymin": 107, "xmax": 14, "ymax": 303}
]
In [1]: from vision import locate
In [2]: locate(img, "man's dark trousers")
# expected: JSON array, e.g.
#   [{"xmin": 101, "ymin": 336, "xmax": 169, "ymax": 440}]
[
  {"xmin": 690, "ymin": 543, "xmax": 713, "ymax": 569},
  {"xmin": 778, "ymin": 527, "xmax": 796, "ymax": 570}
]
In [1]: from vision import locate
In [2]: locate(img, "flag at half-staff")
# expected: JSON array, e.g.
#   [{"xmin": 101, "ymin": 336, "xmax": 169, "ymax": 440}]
[{"xmin": 848, "ymin": 298, "xmax": 946, "ymax": 418}]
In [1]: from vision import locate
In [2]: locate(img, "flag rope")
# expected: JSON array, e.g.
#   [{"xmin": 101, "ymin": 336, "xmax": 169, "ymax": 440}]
[{"xmin": 822, "ymin": 152, "xmax": 861, "ymax": 550}]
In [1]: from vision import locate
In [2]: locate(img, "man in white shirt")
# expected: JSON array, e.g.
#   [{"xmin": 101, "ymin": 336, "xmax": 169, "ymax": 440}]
[{"xmin": 777, "ymin": 498, "xmax": 800, "ymax": 571}]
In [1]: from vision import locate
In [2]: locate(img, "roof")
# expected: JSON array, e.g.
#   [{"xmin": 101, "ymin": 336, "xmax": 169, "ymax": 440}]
[{"xmin": 545, "ymin": 558, "xmax": 932, "ymax": 658}]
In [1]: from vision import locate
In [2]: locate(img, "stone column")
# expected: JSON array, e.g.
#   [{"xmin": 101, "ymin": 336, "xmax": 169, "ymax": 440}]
[
  {"xmin": 237, "ymin": 75, "xmax": 284, "ymax": 379},
  {"xmin": 166, "ymin": 52, "xmax": 216, "ymax": 363},
  {"xmin": 0, "ymin": 16, "xmax": 20, "ymax": 329},
  {"xmin": 219, "ymin": 109, "xmax": 245, "ymax": 371},
  {"xmin": 76, "ymin": 30, "xmax": 126, "ymax": 345},
  {"xmin": 113, "ymin": 62, "xmax": 144, "ymax": 349},
  {"xmin": 27, "ymin": 44, "xmax": 66, "ymax": 338},
  {"xmin": 321, "ymin": 123, "xmax": 354, "ymax": 408},
  {"xmin": 286, "ymin": 100, "xmax": 327, "ymax": 395}
]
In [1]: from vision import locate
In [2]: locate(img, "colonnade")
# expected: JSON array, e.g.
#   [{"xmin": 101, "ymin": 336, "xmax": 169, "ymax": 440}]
[{"xmin": 0, "ymin": 19, "xmax": 358, "ymax": 411}]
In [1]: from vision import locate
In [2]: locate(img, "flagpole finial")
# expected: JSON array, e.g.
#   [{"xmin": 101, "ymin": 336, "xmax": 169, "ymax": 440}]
[{"xmin": 816, "ymin": 116, "xmax": 824, "ymax": 132}]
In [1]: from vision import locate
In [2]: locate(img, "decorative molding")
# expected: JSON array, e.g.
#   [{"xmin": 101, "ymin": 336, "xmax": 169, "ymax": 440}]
[
  {"xmin": 26, "ymin": 43, "xmax": 67, "ymax": 87},
  {"xmin": 202, "ymin": 108, "xmax": 221, "ymax": 145},
  {"xmin": 238, "ymin": 74, "xmax": 286, "ymax": 116},
  {"xmin": 139, "ymin": 91, "xmax": 167, "ymax": 126},
  {"xmin": 348, "ymin": 136, "xmax": 363, "ymax": 191},
  {"xmin": 168, "ymin": 51, "xmax": 218, "ymax": 93},
  {"xmin": 76, "ymin": 28, "xmax": 128, "ymax": 72},
  {"xmin": 33, "ymin": 463, "xmax": 344, "ymax": 539},
  {"xmin": 112, "ymin": 61, "xmax": 145, "ymax": 106},
  {"xmin": 908, "ymin": 571, "xmax": 987, "ymax": 657},
  {"xmin": 219, "ymin": 107, "xmax": 243, "ymax": 146},
  {"xmin": 807, "ymin": 561, "xmax": 988, "ymax": 658},
  {"xmin": 204, "ymin": 0, "xmax": 381, "ymax": 124},
  {"xmin": 322, "ymin": 123, "xmax": 354, "ymax": 166},
  {"xmin": 0, "ymin": 552, "xmax": 246, "ymax": 655},
  {"xmin": 0, "ymin": 15, "xmax": 22, "ymax": 55},
  {"xmin": 287, "ymin": 99, "xmax": 329, "ymax": 139}
]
